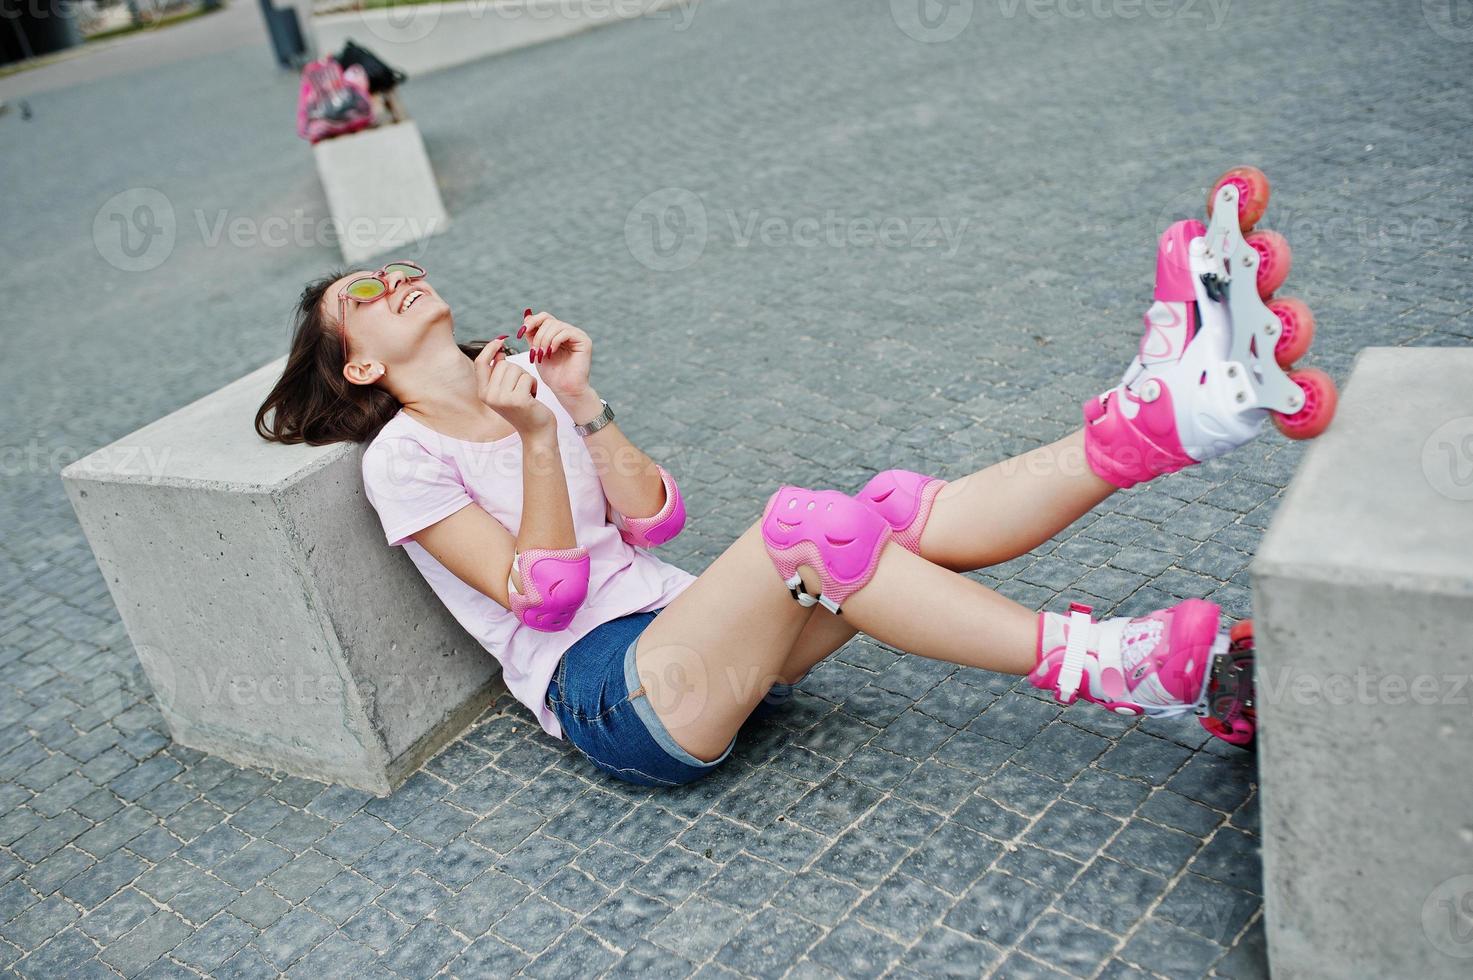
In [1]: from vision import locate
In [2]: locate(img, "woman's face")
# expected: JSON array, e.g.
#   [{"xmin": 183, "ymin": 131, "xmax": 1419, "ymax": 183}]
[{"xmin": 328, "ymin": 264, "xmax": 452, "ymax": 371}]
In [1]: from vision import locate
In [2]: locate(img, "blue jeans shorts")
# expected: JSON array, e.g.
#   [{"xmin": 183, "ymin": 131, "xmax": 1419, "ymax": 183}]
[{"xmin": 544, "ymin": 609, "xmax": 808, "ymax": 787}]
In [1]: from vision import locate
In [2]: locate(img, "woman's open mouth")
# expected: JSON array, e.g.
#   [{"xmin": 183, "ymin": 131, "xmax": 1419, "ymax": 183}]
[{"xmin": 399, "ymin": 289, "xmax": 426, "ymax": 314}]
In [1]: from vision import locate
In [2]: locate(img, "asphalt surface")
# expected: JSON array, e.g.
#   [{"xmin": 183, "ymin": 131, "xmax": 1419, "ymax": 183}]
[{"xmin": 1, "ymin": 0, "xmax": 1469, "ymax": 976}]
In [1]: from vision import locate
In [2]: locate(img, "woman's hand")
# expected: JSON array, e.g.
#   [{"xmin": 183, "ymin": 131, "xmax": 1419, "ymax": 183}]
[
  {"xmin": 474, "ymin": 338, "xmax": 555, "ymax": 438},
  {"xmin": 521, "ymin": 311, "xmax": 593, "ymax": 407}
]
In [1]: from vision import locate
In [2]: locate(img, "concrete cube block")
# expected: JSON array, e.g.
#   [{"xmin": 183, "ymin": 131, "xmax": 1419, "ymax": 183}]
[
  {"xmin": 60, "ymin": 357, "xmax": 503, "ymax": 796},
  {"xmin": 312, "ymin": 119, "xmax": 448, "ymax": 265},
  {"xmin": 1253, "ymin": 347, "xmax": 1473, "ymax": 978}
]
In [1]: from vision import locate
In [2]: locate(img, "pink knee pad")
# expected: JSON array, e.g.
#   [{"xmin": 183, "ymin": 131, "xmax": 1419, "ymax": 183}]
[
  {"xmin": 855, "ymin": 469, "xmax": 945, "ymax": 555},
  {"xmin": 609, "ymin": 465, "xmax": 686, "ymax": 549},
  {"xmin": 760, "ymin": 486, "xmax": 892, "ymax": 614},
  {"xmin": 508, "ymin": 547, "xmax": 591, "ymax": 632}
]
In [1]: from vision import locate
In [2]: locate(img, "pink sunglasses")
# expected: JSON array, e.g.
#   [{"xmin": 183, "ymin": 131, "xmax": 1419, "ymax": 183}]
[{"xmin": 338, "ymin": 260, "xmax": 427, "ymax": 364}]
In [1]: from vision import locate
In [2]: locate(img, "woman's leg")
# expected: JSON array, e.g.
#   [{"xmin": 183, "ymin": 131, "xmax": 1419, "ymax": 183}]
[
  {"xmin": 634, "ymin": 525, "xmax": 1038, "ymax": 763},
  {"xmin": 912, "ymin": 427, "xmax": 1115, "ymax": 570},
  {"xmin": 771, "ymin": 426, "xmax": 1115, "ymax": 685}
]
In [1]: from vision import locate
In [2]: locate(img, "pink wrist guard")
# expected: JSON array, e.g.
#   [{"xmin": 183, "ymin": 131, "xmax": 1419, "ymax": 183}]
[
  {"xmin": 508, "ymin": 547, "xmax": 591, "ymax": 632},
  {"xmin": 610, "ymin": 465, "xmax": 686, "ymax": 549}
]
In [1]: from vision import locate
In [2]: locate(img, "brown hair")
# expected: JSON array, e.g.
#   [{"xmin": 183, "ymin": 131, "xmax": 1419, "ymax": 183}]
[{"xmin": 254, "ymin": 269, "xmax": 490, "ymax": 446}]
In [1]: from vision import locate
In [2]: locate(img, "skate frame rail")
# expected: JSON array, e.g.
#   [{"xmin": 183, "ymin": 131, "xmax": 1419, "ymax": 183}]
[{"xmin": 1198, "ymin": 185, "xmax": 1305, "ymax": 417}]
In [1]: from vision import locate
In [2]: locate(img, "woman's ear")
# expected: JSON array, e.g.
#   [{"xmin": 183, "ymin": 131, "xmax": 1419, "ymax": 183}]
[{"xmin": 344, "ymin": 359, "xmax": 385, "ymax": 385}]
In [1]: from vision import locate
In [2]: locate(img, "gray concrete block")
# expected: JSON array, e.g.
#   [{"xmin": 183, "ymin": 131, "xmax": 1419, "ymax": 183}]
[
  {"xmin": 311, "ymin": 120, "xmax": 448, "ymax": 266},
  {"xmin": 60, "ymin": 358, "xmax": 504, "ymax": 796},
  {"xmin": 1253, "ymin": 347, "xmax": 1473, "ymax": 978}
]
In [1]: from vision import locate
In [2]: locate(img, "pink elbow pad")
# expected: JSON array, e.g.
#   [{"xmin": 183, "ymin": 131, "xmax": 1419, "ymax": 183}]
[
  {"xmin": 612, "ymin": 465, "xmax": 686, "ymax": 548},
  {"xmin": 507, "ymin": 547, "xmax": 591, "ymax": 632}
]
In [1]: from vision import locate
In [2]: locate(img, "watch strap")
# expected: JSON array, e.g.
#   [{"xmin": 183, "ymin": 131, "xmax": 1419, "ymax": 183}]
[{"xmin": 574, "ymin": 399, "xmax": 614, "ymax": 437}]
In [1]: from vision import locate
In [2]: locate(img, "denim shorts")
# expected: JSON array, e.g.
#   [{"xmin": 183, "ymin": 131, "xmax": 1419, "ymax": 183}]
[{"xmin": 544, "ymin": 609, "xmax": 807, "ymax": 787}]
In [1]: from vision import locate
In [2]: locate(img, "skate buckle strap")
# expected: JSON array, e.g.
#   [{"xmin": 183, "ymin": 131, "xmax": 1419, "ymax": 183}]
[
  {"xmin": 784, "ymin": 574, "xmax": 840, "ymax": 614},
  {"xmin": 1056, "ymin": 602, "xmax": 1094, "ymax": 704}
]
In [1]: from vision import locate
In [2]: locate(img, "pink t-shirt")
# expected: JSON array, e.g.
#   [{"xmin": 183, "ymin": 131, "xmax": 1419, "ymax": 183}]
[{"xmin": 359, "ymin": 353, "xmax": 698, "ymax": 740}]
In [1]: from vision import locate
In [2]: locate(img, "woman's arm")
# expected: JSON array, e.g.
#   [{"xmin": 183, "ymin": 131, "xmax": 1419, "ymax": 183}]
[
  {"xmin": 562, "ymin": 386, "xmax": 669, "ymax": 521},
  {"xmin": 522, "ymin": 313, "xmax": 685, "ymax": 544},
  {"xmin": 412, "ymin": 341, "xmax": 589, "ymax": 630}
]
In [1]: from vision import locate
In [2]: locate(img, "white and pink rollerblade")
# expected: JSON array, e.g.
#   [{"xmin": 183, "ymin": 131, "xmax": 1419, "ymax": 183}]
[
  {"xmin": 1030, "ymin": 599, "xmax": 1257, "ymax": 748},
  {"xmin": 1084, "ymin": 166, "xmax": 1338, "ymax": 488}
]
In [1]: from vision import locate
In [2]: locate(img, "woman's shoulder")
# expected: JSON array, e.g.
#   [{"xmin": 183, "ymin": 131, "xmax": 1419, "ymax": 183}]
[
  {"xmin": 360, "ymin": 412, "xmax": 456, "ymax": 486},
  {"xmin": 362, "ymin": 409, "xmax": 419, "ymax": 460}
]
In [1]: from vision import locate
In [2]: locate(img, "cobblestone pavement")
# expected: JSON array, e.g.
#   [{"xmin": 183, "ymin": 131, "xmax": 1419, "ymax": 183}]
[{"xmin": 2, "ymin": 0, "xmax": 1470, "ymax": 976}]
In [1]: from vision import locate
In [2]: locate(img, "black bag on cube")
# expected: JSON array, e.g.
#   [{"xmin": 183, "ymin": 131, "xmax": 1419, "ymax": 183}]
[{"xmin": 336, "ymin": 39, "xmax": 407, "ymax": 94}]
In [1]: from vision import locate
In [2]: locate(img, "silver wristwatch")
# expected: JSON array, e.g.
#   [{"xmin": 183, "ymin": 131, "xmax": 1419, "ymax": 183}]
[{"xmin": 573, "ymin": 398, "xmax": 615, "ymax": 437}]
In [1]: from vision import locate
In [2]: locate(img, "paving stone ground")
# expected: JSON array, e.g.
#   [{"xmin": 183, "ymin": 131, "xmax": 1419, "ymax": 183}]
[{"xmin": 2, "ymin": 0, "xmax": 1470, "ymax": 976}]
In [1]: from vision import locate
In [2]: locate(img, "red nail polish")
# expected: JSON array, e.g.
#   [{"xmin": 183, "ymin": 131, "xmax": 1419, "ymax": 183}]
[
  {"xmin": 517, "ymin": 327, "xmax": 525, "ymax": 338},
  {"xmin": 523, "ymin": 308, "xmax": 533, "ymax": 318},
  {"xmin": 495, "ymin": 334, "xmax": 508, "ymax": 341}
]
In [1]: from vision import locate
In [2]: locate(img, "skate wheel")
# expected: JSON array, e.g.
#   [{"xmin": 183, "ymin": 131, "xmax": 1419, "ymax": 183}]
[
  {"xmin": 1207, "ymin": 166, "xmax": 1271, "ymax": 232},
  {"xmin": 1200, "ymin": 641, "xmax": 1256, "ymax": 749},
  {"xmin": 1266, "ymin": 297, "xmax": 1315, "ymax": 367},
  {"xmin": 1272, "ymin": 367, "xmax": 1338, "ymax": 440},
  {"xmin": 1246, "ymin": 230, "xmax": 1291, "ymax": 298},
  {"xmin": 1201, "ymin": 714, "xmax": 1256, "ymax": 747}
]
